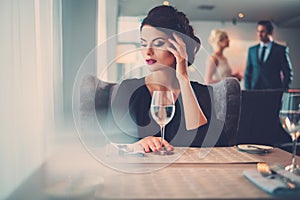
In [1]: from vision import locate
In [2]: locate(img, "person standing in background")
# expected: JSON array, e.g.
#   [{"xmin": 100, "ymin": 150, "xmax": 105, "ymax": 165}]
[
  {"xmin": 205, "ymin": 29, "xmax": 241, "ymax": 84},
  {"xmin": 244, "ymin": 20, "xmax": 293, "ymax": 90}
]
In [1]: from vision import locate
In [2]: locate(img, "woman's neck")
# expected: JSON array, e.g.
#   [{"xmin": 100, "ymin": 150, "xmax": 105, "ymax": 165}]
[
  {"xmin": 145, "ymin": 70, "xmax": 180, "ymax": 93},
  {"xmin": 214, "ymin": 47, "xmax": 224, "ymax": 57}
]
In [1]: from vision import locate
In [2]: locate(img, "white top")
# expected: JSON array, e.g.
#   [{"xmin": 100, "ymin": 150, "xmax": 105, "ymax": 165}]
[{"xmin": 212, "ymin": 55, "xmax": 232, "ymax": 81}]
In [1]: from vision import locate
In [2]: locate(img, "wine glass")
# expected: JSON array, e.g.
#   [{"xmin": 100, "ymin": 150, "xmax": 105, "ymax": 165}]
[
  {"xmin": 150, "ymin": 90, "xmax": 175, "ymax": 155},
  {"xmin": 279, "ymin": 90, "xmax": 300, "ymax": 174}
]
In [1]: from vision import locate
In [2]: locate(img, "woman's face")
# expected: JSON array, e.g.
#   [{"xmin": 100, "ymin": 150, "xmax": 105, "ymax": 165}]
[
  {"xmin": 140, "ymin": 25, "xmax": 175, "ymax": 71},
  {"xmin": 219, "ymin": 34, "xmax": 229, "ymax": 48}
]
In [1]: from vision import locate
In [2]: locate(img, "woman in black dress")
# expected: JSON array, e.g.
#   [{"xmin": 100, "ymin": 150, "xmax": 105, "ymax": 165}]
[{"xmin": 110, "ymin": 5, "xmax": 225, "ymax": 153}]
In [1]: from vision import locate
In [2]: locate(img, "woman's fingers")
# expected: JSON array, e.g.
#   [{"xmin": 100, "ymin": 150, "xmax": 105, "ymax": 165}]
[
  {"xmin": 137, "ymin": 136, "xmax": 174, "ymax": 153},
  {"xmin": 167, "ymin": 46, "xmax": 178, "ymax": 57},
  {"xmin": 168, "ymin": 39, "xmax": 186, "ymax": 57},
  {"xmin": 169, "ymin": 33, "xmax": 186, "ymax": 52},
  {"xmin": 148, "ymin": 140, "xmax": 158, "ymax": 152},
  {"xmin": 169, "ymin": 33, "xmax": 185, "ymax": 46},
  {"xmin": 138, "ymin": 137, "xmax": 159, "ymax": 152},
  {"xmin": 172, "ymin": 33, "xmax": 186, "ymax": 48},
  {"xmin": 153, "ymin": 139, "xmax": 162, "ymax": 150},
  {"xmin": 162, "ymin": 140, "xmax": 174, "ymax": 151},
  {"xmin": 140, "ymin": 142, "xmax": 151, "ymax": 153},
  {"xmin": 168, "ymin": 33, "xmax": 188, "ymax": 65},
  {"xmin": 150, "ymin": 137, "xmax": 174, "ymax": 152}
]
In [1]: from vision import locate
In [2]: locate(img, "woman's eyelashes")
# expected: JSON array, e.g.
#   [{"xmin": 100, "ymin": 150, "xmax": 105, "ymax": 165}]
[
  {"xmin": 140, "ymin": 38, "xmax": 147, "ymax": 47},
  {"xmin": 140, "ymin": 39, "xmax": 167, "ymax": 48},
  {"xmin": 153, "ymin": 40, "xmax": 165, "ymax": 47}
]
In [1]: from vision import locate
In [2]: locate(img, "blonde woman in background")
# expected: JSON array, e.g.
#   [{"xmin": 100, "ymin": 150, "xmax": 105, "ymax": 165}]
[{"xmin": 205, "ymin": 29, "xmax": 241, "ymax": 84}]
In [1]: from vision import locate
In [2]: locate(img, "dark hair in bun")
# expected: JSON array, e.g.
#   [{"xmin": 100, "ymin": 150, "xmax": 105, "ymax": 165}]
[{"xmin": 140, "ymin": 5, "xmax": 201, "ymax": 66}]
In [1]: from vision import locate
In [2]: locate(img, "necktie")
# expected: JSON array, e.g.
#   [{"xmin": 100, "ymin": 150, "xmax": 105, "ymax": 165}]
[{"xmin": 260, "ymin": 46, "xmax": 266, "ymax": 63}]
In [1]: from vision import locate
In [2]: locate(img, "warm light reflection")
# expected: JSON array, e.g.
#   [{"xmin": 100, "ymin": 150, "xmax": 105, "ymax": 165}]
[
  {"xmin": 285, "ymin": 117, "xmax": 291, "ymax": 130},
  {"xmin": 163, "ymin": 1, "xmax": 169, "ymax": 6},
  {"xmin": 238, "ymin": 12, "xmax": 244, "ymax": 19}
]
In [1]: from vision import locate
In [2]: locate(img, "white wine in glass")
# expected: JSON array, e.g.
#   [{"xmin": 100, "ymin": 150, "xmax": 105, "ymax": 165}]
[
  {"xmin": 150, "ymin": 90, "xmax": 175, "ymax": 155},
  {"xmin": 279, "ymin": 90, "xmax": 300, "ymax": 174}
]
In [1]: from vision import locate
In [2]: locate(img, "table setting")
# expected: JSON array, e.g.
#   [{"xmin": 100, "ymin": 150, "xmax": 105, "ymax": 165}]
[
  {"xmin": 7, "ymin": 139, "xmax": 300, "ymax": 200},
  {"xmin": 7, "ymin": 91, "xmax": 300, "ymax": 199},
  {"xmin": 243, "ymin": 163, "xmax": 300, "ymax": 196},
  {"xmin": 239, "ymin": 89, "xmax": 300, "ymax": 198}
]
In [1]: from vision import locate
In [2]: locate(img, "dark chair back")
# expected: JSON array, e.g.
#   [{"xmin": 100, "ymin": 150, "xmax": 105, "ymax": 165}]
[{"xmin": 237, "ymin": 89, "xmax": 290, "ymax": 146}]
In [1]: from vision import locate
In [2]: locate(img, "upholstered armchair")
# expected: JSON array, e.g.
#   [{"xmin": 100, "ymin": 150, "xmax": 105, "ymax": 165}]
[{"xmin": 209, "ymin": 77, "xmax": 241, "ymax": 146}]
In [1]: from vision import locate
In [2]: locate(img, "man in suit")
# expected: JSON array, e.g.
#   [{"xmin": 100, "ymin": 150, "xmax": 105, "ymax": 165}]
[{"xmin": 244, "ymin": 20, "xmax": 293, "ymax": 90}]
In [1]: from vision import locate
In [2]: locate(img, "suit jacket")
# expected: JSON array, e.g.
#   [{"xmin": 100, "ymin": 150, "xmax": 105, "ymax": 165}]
[{"xmin": 244, "ymin": 42, "xmax": 293, "ymax": 90}]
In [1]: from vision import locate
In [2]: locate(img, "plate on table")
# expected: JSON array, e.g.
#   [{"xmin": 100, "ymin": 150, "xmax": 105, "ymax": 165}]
[{"xmin": 237, "ymin": 144, "xmax": 273, "ymax": 153}]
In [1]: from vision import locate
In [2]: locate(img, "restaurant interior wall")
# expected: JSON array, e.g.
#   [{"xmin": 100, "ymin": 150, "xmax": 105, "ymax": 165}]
[{"xmin": 114, "ymin": 17, "xmax": 300, "ymax": 89}]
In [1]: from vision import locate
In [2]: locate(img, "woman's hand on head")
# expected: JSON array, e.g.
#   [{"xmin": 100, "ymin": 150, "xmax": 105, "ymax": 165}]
[
  {"xmin": 167, "ymin": 33, "xmax": 189, "ymax": 79},
  {"xmin": 136, "ymin": 136, "xmax": 174, "ymax": 153}
]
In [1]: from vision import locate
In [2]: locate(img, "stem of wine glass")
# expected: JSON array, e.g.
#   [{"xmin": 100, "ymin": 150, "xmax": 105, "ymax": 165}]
[
  {"xmin": 160, "ymin": 125, "xmax": 165, "ymax": 149},
  {"xmin": 291, "ymin": 137, "xmax": 298, "ymax": 171}
]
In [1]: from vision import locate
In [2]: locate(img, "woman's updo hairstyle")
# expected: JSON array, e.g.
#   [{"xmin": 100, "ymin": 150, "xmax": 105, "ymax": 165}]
[
  {"xmin": 140, "ymin": 5, "xmax": 201, "ymax": 66},
  {"xmin": 208, "ymin": 29, "xmax": 228, "ymax": 50}
]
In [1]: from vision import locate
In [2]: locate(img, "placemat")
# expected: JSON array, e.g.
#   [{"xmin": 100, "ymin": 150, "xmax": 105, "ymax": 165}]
[{"xmin": 99, "ymin": 146, "xmax": 262, "ymax": 164}]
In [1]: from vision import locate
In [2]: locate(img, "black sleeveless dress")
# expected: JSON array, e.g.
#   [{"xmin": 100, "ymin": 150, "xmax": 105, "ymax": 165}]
[{"xmin": 109, "ymin": 77, "xmax": 228, "ymax": 147}]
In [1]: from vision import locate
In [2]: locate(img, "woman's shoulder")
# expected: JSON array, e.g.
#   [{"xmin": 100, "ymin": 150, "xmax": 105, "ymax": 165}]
[{"xmin": 209, "ymin": 54, "xmax": 219, "ymax": 66}]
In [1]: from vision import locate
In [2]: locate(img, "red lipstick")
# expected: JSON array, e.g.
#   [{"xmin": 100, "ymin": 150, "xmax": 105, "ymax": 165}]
[{"xmin": 146, "ymin": 59, "xmax": 157, "ymax": 65}]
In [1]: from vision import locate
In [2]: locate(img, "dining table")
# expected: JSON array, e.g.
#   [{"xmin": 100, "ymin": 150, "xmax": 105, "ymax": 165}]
[{"xmin": 7, "ymin": 137, "xmax": 300, "ymax": 200}]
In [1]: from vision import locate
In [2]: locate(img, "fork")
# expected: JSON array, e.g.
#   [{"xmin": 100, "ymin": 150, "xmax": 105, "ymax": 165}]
[{"xmin": 257, "ymin": 162, "xmax": 296, "ymax": 189}]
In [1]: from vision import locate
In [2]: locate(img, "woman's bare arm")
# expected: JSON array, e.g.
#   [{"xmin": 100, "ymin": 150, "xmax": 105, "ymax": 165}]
[
  {"xmin": 205, "ymin": 55, "xmax": 220, "ymax": 84},
  {"xmin": 168, "ymin": 33, "xmax": 207, "ymax": 130}
]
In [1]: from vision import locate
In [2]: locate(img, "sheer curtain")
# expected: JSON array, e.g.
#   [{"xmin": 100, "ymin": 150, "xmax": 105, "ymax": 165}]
[{"xmin": 0, "ymin": 0, "xmax": 62, "ymax": 198}]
